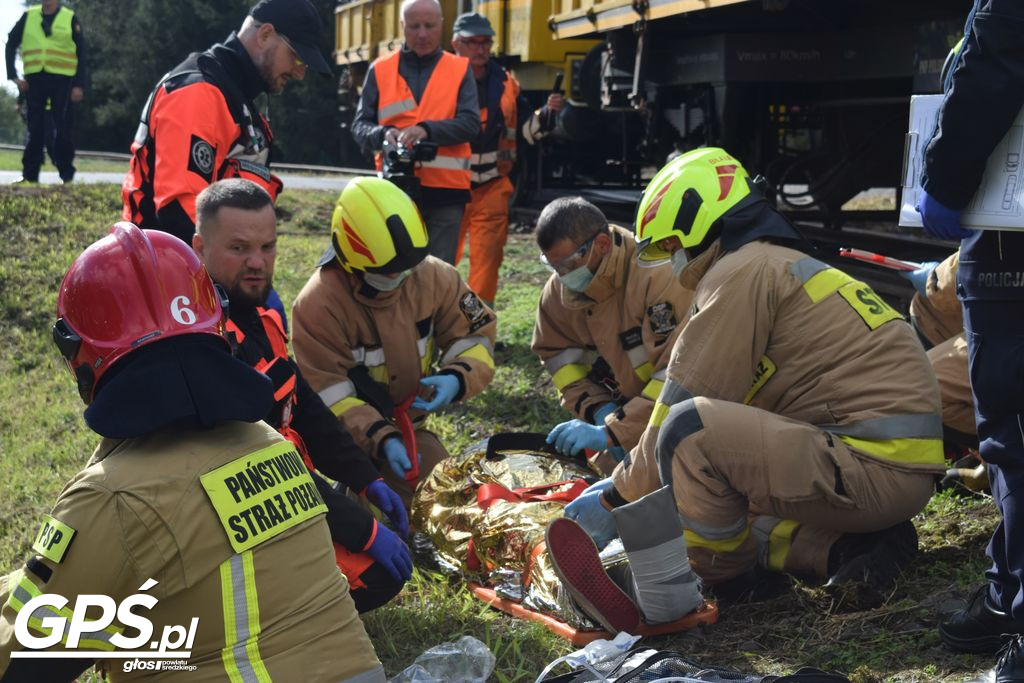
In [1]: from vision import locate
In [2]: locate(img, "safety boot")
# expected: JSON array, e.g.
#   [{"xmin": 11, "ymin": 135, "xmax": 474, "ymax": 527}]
[
  {"xmin": 11, "ymin": 176, "xmax": 38, "ymax": 185},
  {"xmin": 941, "ymin": 585, "xmax": 1024, "ymax": 654},
  {"xmin": 970, "ymin": 634, "xmax": 1024, "ymax": 683},
  {"xmin": 546, "ymin": 517, "xmax": 641, "ymax": 634},
  {"xmin": 825, "ymin": 520, "xmax": 918, "ymax": 591}
]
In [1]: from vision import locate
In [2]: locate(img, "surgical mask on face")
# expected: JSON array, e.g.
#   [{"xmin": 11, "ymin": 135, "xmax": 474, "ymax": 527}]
[
  {"xmin": 363, "ymin": 271, "xmax": 410, "ymax": 292},
  {"xmin": 671, "ymin": 249, "xmax": 689, "ymax": 277},
  {"xmin": 559, "ymin": 264, "xmax": 595, "ymax": 293}
]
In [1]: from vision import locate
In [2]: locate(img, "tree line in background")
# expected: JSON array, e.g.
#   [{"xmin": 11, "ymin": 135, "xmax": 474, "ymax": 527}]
[{"xmin": 5, "ymin": 0, "xmax": 370, "ymax": 167}]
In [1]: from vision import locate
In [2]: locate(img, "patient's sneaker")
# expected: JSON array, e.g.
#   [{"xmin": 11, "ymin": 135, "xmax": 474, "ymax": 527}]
[{"xmin": 546, "ymin": 518, "xmax": 641, "ymax": 634}]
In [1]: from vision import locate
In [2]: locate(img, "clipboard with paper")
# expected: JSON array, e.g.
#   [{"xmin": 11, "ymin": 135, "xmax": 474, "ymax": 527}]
[{"xmin": 900, "ymin": 94, "xmax": 1024, "ymax": 231}]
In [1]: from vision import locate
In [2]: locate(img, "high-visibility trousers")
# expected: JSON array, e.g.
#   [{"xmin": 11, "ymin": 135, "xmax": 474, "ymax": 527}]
[{"xmin": 455, "ymin": 175, "xmax": 514, "ymax": 303}]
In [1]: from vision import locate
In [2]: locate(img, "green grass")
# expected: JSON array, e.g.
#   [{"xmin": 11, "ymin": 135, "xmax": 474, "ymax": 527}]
[
  {"xmin": 0, "ymin": 183, "xmax": 1000, "ymax": 681},
  {"xmin": 0, "ymin": 148, "xmax": 129, "ymax": 175}
]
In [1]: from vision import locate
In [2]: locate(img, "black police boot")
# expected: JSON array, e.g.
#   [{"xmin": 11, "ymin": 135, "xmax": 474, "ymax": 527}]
[
  {"xmin": 941, "ymin": 585, "xmax": 1024, "ymax": 654},
  {"xmin": 825, "ymin": 520, "xmax": 918, "ymax": 591},
  {"xmin": 971, "ymin": 634, "xmax": 1024, "ymax": 683}
]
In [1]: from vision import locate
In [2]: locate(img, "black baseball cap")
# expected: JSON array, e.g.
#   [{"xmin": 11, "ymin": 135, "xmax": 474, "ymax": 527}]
[{"xmin": 250, "ymin": 0, "xmax": 332, "ymax": 76}]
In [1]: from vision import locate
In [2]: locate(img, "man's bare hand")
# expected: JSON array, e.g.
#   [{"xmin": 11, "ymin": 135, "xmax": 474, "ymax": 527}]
[
  {"xmin": 70, "ymin": 86, "xmax": 84, "ymax": 103},
  {"xmin": 396, "ymin": 125, "xmax": 428, "ymax": 147},
  {"xmin": 14, "ymin": 79, "xmax": 28, "ymax": 94},
  {"xmin": 546, "ymin": 93, "xmax": 565, "ymax": 113}
]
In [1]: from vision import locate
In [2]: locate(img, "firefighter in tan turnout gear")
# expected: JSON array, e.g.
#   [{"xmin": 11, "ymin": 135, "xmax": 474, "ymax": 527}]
[
  {"xmin": 532, "ymin": 197, "xmax": 693, "ymax": 472},
  {"xmin": 564, "ymin": 148, "xmax": 946, "ymax": 589},
  {"xmin": 0, "ymin": 224, "xmax": 382, "ymax": 682},
  {"xmin": 291, "ymin": 177, "xmax": 497, "ymax": 507},
  {"xmin": 906, "ymin": 252, "xmax": 975, "ymax": 445}
]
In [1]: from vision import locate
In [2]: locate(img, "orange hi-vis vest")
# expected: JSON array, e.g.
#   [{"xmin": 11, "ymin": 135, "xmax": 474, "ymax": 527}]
[
  {"xmin": 472, "ymin": 68, "xmax": 519, "ymax": 184},
  {"xmin": 373, "ymin": 50, "xmax": 472, "ymax": 190}
]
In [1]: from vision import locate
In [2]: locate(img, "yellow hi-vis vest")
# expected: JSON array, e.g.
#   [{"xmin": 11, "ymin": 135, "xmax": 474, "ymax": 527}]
[{"xmin": 21, "ymin": 6, "xmax": 78, "ymax": 77}]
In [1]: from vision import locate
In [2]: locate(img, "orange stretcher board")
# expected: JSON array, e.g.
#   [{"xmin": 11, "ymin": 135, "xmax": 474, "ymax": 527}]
[{"xmin": 467, "ymin": 582, "xmax": 719, "ymax": 647}]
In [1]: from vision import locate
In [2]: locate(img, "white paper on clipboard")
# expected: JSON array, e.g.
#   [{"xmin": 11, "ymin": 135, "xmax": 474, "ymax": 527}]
[{"xmin": 900, "ymin": 93, "xmax": 1024, "ymax": 231}]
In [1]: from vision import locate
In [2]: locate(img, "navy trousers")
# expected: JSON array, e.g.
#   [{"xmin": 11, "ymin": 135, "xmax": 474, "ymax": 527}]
[
  {"xmin": 22, "ymin": 72, "xmax": 76, "ymax": 182},
  {"xmin": 959, "ymin": 229, "xmax": 1024, "ymax": 619}
]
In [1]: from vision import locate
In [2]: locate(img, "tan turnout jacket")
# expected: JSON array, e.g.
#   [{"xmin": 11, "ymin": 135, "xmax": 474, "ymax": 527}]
[
  {"xmin": 532, "ymin": 225, "xmax": 693, "ymax": 451},
  {"xmin": 291, "ymin": 257, "xmax": 497, "ymax": 459},
  {"xmin": 613, "ymin": 239, "xmax": 946, "ymax": 501},
  {"xmin": 0, "ymin": 421, "xmax": 381, "ymax": 682}
]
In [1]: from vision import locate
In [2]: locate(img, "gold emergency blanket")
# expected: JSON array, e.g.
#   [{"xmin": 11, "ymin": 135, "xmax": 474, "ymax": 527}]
[{"xmin": 412, "ymin": 442, "xmax": 628, "ymax": 628}]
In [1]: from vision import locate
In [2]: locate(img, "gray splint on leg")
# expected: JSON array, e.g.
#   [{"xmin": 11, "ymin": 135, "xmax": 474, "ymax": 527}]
[{"xmin": 611, "ymin": 485, "xmax": 703, "ymax": 624}]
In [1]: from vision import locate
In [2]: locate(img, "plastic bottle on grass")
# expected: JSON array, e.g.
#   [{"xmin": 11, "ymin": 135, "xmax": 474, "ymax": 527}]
[{"xmin": 387, "ymin": 635, "xmax": 496, "ymax": 683}]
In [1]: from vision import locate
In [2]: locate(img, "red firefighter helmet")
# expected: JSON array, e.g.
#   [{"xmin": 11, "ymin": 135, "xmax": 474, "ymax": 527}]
[{"xmin": 54, "ymin": 222, "xmax": 229, "ymax": 403}]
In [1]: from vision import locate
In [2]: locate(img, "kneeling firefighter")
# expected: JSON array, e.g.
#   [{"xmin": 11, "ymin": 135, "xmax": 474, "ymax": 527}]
[
  {"xmin": 565, "ymin": 148, "xmax": 946, "ymax": 593},
  {"xmin": 291, "ymin": 177, "xmax": 497, "ymax": 509},
  {"xmin": 0, "ymin": 224, "xmax": 383, "ymax": 682}
]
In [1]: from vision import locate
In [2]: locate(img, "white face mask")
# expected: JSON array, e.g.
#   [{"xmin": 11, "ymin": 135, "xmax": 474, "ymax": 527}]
[
  {"xmin": 671, "ymin": 249, "xmax": 689, "ymax": 277},
  {"xmin": 363, "ymin": 271, "xmax": 410, "ymax": 292}
]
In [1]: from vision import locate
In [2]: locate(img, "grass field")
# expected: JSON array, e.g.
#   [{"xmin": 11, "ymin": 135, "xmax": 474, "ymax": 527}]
[
  {"xmin": 0, "ymin": 183, "xmax": 1000, "ymax": 682},
  {"xmin": 0, "ymin": 149, "xmax": 128, "ymax": 175}
]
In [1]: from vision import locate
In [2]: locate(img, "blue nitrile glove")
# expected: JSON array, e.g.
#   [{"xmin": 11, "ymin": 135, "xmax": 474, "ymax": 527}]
[
  {"xmin": 382, "ymin": 438, "xmax": 412, "ymax": 478},
  {"xmin": 547, "ymin": 419, "xmax": 609, "ymax": 456},
  {"xmin": 593, "ymin": 401, "xmax": 618, "ymax": 426},
  {"xmin": 900, "ymin": 261, "xmax": 940, "ymax": 297},
  {"xmin": 366, "ymin": 521, "xmax": 413, "ymax": 583},
  {"xmin": 916, "ymin": 191, "xmax": 973, "ymax": 241},
  {"xmin": 564, "ymin": 478, "xmax": 617, "ymax": 550},
  {"xmin": 364, "ymin": 479, "xmax": 409, "ymax": 538},
  {"xmin": 411, "ymin": 374, "xmax": 461, "ymax": 412}
]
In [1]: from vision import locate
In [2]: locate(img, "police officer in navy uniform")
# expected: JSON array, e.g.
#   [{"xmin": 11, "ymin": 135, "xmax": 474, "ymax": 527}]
[{"xmin": 917, "ymin": 1, "xmax": 1024, "ymax": 678}]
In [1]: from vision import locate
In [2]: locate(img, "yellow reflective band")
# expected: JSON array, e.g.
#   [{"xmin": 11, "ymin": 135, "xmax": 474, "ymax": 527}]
[
  {"xmin": 456, "ymin": 342, "xmax": 495, "ymax": 370},
  {"xmin": 641, "ymin": 378, "xmax": 664, "ymax": 401},
  {"xmin": 420, "ymin": 337, "xmax": 435, "ymax": 374},
  {"xmin": 837, "ymin": 282, "xmax": 903, "ymax": 330},
  {"xmin": 634, "ymin": 361, "xmax": 654, "ymax": 384},
  {"xmin": 838, "ymin": 435, "xmax": 944, "ymax": 466},
  {"xmin": 684, "ymin": 525, "xmax": 750, "ymax": 554},
  {"xmin": 32, "ymin": 514, "xmax": 76, "ymax": 564},
  {"xmin": 650, "ymin": 401, "xmax": 670, "ymax": 427},
  {"xmin": 802, "ymin": 267, "xmax": 850, "ymax": 303},
  {"xmin": 200, "ymin": 441, "xmax": 328, "ymax": 553},
  {"xmin": 9, "ymin": 572, "xmax": 122, "ymax": 650},
  {"xmin": 330, "ymin": 395, "xmax": 366, "ymax": 417},
  {"xmin": 552, "ymin": 363, "xmax": 590, "ymax": 391},
  {"xmin": 220, "ymin": 553, "xmax": 271, "ymax": 683},
  {"xmin": 368, "ymin": 365, "xmax": 390, "ymax": 384},
  {"xmin": 766, "ymin": 519, "xmax": 799, "ymax": 572},
  {"xmin": 744, "ymin": 355, "xmax": 777, "ymax": 404}
]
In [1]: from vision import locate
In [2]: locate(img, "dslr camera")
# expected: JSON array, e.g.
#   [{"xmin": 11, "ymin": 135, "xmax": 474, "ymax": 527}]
[{"xmin": 380, "ymin": 138, "xmax": 438, "ymax": 198}]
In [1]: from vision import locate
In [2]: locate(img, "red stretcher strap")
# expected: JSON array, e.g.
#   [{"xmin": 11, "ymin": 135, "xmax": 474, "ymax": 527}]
[
  {"xmin": 476, "ymin": 479, "xmax": 589, "ymax": 510},
  {"xmin": 394, "ymin": 393, "xmax": 419, "ymax": 483}
]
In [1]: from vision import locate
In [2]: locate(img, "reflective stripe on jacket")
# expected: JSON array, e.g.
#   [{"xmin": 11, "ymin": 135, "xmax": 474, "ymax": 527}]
[
  {"xmin": 471, "ymin": 66, "xmax": 520, "ymax": 185},
  {"xmin": 21, "ymin": 6, "xmax": 77, "ymax": 76},
  {"xmin": 372, "ymin": 50, "xmax": 472, "ymax": 190}
]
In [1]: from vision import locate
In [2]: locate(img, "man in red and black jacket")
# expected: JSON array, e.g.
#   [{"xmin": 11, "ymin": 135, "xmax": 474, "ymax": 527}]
[
  {"xmin": 122, "ymin": 0, "xmax": 329, "ymax": 245},
  {"xmin": 193, "ymin": 178, "xmax": 413, "ymax": 613}
]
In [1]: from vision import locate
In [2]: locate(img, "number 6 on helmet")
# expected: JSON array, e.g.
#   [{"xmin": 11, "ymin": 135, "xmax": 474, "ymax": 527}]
[{"xmin": 54, "ymin": 222, "xmax": 230, "ymax": 403}]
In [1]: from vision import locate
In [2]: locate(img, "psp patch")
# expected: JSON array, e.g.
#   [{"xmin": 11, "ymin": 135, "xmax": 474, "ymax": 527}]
[
  {"xmin": 647, "ymin": 302, "xmax": 677, "ymax": 336},
  {"xmin": 188, "ymin": 135, "xmax": 215, "ymax": 182},
  {"xmin": 32, "ymin": 514, "xmax": 76, "ymax": 564}
]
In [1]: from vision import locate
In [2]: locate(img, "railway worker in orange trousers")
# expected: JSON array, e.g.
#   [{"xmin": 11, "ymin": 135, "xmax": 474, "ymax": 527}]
[{"xmin": 450, "ymin": 12, "xmax": 564, "ymax": 307}]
